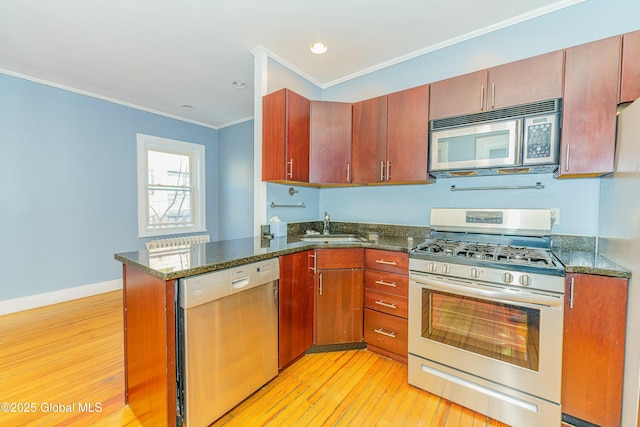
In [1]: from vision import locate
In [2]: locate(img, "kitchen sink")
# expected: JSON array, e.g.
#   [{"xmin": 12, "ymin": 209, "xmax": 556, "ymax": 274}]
[{"xmin": 299, "ymin": 233, "xmax": 368, "ymax": 243}]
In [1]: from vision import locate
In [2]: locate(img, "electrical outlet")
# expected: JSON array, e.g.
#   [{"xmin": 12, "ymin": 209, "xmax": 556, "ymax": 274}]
[{"xmin": 550, "ymin": 208, "xmax": 560, "ymax": 226}]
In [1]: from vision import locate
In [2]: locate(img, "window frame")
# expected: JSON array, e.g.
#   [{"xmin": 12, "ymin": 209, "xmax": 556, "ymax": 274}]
[{"xmin": 136, "ymin": 133, "xmax": 206, "ymax": 238}]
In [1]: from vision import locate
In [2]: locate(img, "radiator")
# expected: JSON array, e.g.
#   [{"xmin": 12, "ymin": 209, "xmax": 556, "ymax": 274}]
[{"xmin": 145, "ymin": 234, "xmax": 210, "ymax": 250}]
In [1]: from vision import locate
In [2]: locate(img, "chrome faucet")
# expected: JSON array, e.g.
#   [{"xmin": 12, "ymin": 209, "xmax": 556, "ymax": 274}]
[{"xmin": 323, "ymin": 211, "xmax": 331, "ymax": 235}]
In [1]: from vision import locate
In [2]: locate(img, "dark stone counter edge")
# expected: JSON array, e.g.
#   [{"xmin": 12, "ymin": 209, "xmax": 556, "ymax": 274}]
[
  {"xmin": 115, "ymin": 237, "xmax": 632, "ymax": 282},
  {"xmin": 114, "ymin": 238, "xmax": 414, "ymax": 282}
]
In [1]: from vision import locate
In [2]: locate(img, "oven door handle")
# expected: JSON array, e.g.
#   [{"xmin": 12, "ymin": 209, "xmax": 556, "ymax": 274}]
[{"xmin": 410, "ymin": 274, "xmax": 563, "ymax": 308}]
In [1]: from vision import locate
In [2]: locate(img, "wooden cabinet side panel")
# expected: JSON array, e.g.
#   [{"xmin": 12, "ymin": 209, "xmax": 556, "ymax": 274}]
[
  {"xmin": 278, "ymin": 251, "xmax": 314, "ymax": 369},
  {"xmin": 310, "ymin": 101, "xmax": 353, "ymax": 183},
  {"xmin": 489, "ymin": 50, "xmax": 564, "ymax": 108},
  {"xmin": 262, "ymin": 89, "xmax": 286, "ymax": 181},
  {"xmin": 316, "ymin": 248, "xmax": 364, "ymax": 269},
  {"xmin": 429, "ymin": 70, "xmax": 487, "ymax": 120},
  {"xmin": 123, "ymin": 265, "xmax": 175, "ymax": 427},
  {"xmin": 316, "ymin": 269, "xmax": 364, "ymax": 345},
  {"xmin": 621, "ymin": 30, "xmax": 640, "ymax": 103},
  {"xmin": 352, "ymin": 96, "xmax": 388, "ymax": 183},
  {"xmin": 285, "ymin": 90, "xmax": 311, "ymax": 182},
  {"xmin": 560, "ymin": 36, "xmax": 621, "ymax": 176},
  {"xmin": 562, "ymin": 273, "xmax": 628, "ymax": 426},
  {"xmin": 387, "ymin": 85, "xmax": 430, "ymax": 182}
]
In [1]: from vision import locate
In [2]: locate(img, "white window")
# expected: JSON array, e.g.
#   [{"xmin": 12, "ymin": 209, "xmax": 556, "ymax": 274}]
[{"xmin": 137, "ymin": 134, "xmax": 206, "ymax": 237}]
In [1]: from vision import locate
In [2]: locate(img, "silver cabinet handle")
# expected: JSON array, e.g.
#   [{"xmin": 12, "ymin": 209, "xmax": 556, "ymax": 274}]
[
  {"xmin": 386, "ymin": 161, "xmax": 391, "ymax": 181},
  {"xmin": 308, "ymin": 252, "xmax": 316, "ymax": 272},
  {"xmin": 287, "ymin": 158, "xmax": 294, "ymax": 178},
  {"xmin": 346, "ymin": 163, "xmax": 350, "ymax": 182},
  {"xmin": 480, "ymin": 84, "xmax": 485, "ymax": 111},
  {"xmin": 374, "ymin": 328, "xmax": 396, "ymax": 338},
  {"xmin": 569, "ymin": 277, "xmax": 575, "ymax": 309},
  {"xmin": 375, "ymin": 300, "xmax": 397, "ymax": 309},
  {"xmin": 319, "ymin": 273, "xmax": 323, "ymax": 296},
  {"xmin": 375, "ymin": 280, "xmax": 397, "ymax": 288},
  {"xmin": 565, "ymin": 144, "xmax": 570, "ymax": 171},
  {"xmin": 375, "ymin": 259, "xmax": 398, "ymax": 266},
  {"xmin": 380, "ymin": 161, "xmax": 385, "ymax": 181},
  {"xmin": 491, "ymin": 82, "xmax": 495, "ymax": 109}
]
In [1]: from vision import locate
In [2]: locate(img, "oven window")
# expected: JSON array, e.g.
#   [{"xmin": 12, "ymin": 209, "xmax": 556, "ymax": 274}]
[{"xmin": 422, "ymin": 289, "xmax": 540, "ymax": 371}]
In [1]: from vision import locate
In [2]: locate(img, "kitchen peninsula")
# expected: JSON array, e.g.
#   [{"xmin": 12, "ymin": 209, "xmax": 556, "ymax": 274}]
[{"xmin": 115, "ymin": 224, "xmax": 629, "ymax": 427}]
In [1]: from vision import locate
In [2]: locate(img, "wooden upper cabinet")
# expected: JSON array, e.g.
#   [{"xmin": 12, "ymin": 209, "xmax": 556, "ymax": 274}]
[
  {"xmin": 309, "ymin": 101, "xmax": 353, "ymax": 184},
  {"xmin": 562, "ymin": 273, "xmax": 628, "ymax": 426},
  {"xmin": 488, "ymin": 50, "xmax": 564, "ymax": 109},
  {"xmin": 352, "ymin": 95, "xmax": 388, "ymax": 184},
  {"xmin": 387, "ymin": 84, "xmax": 431, "ymax": 183},
  {"xmin": 621, "ymin": 30, "xmax": 640, "ymax": 103},
  {"xmin": 352, "ymin": 86, "xmax": 431, "ymax": 184},
  {"xmin": 558, "ymin": 36, "xmax": 621, "ymax": 178},
  {"xmin": 262, "ymin": 88, "xmax": 310, "ymax": 182},
  {"xmin": 429, "ymin": 51, "xmax": 564, "ymax": 120}
]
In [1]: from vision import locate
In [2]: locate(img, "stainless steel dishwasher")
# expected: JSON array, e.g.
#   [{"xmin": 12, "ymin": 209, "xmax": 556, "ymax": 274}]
[{"xmin": 176, "ymin": 258, "xmax": 279, "ymax": 427}]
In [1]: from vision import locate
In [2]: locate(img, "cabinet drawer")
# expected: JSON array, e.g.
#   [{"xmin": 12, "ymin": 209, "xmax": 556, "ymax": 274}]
[
  {"xmin": 364, "ymin": 270, "xmax": 408, "ymax": 297},
  {"xmin": 316, "ymin": 248, "xmax": 364, "ymax": 269},
  {"xmin": 364, "ymin": 289, "xmax": 407, "ymax": 318},
  {"xmin": 365, "ymin": 249, "xmax": 408, "ymax": 274},
  {"xmin": 364, "ymin": 309, "xmax": 407, "ymax": 356}
]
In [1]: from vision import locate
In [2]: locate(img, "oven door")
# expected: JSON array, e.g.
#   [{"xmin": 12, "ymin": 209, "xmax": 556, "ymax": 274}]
[{"xmin": 408, "ymin": 271, "xmax": 563, "ymax": 403}]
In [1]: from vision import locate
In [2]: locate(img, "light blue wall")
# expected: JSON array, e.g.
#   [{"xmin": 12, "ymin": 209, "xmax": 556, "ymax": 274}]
[
  {"xmin": 218, "ymin": 120, "xmax": 254, "ymax": 240},
  {"xmin": 0, "ymin": 74, "xmax": 218, "ymax": 300}
]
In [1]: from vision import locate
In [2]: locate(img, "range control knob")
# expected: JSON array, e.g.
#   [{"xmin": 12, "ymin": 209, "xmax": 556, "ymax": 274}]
[
  {"xmin": 519, "ymin": 275, "xmax": 532, "ymax": 287},
  {"xmin": 502, "ymin": 272, "xmax": 514, "ymax": 284},
  {"xmin": 428, "ymin": 263, "xmax": 437, "ymax": 272},
  {"xmin": 440, "ymin": 264, "xmax": 450, "ymax": 274},
  {"xmin": 470, "ymin": 268, "xmax": 480, "ymax": 279}
]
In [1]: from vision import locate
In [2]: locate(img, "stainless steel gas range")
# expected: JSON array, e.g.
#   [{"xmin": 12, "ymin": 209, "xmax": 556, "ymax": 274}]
[{"xmin": 408, "ymin": 208, "xmax": 565, "ymax": 427}]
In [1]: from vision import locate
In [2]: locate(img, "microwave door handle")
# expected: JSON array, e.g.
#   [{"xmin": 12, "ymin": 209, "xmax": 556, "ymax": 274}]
[{"xmin": 516, "ymin": 118, "xmax": 523, "ymax": 164}]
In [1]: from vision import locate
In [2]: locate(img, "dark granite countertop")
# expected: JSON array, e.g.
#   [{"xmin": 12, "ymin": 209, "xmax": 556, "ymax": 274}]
[
  {"xmin": 114, "ymin": 234, "xmax": 421, "ymax": 281},
  {"xmin": 554, "ymin": 250, "xmax": 631, "ymax": 279}
]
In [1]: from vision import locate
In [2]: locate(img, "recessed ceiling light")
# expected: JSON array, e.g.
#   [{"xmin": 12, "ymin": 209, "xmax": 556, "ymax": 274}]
[
  {"xmin": 233, "ymin": 81, "xmax": 246, "ymax": 89},
  {"xmin": 310, "ymin": 42, "xmax": 328, "ymax": 55}
]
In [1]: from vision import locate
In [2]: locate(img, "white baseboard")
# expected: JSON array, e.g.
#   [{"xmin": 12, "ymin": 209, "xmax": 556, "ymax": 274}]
[{"xmin": 0, "ymin": 279, "xmax": 123, "ymax": 316}]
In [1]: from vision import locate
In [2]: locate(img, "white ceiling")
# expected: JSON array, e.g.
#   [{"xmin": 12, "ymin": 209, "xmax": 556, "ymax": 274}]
[{"xmin": 0, "ymin": 0, "xmax": 584, "ymax": 128}]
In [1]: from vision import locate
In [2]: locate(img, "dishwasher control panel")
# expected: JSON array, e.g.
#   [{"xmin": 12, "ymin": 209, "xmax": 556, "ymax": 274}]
[{"xmin": 179, "ymin": 258, "xmax": 279, "ymax": 309}]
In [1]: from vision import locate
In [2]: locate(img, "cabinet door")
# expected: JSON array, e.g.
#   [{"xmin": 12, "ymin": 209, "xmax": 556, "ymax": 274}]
[
  {"xmin": 562, "ymin": 273, "xmax": 628, "ymax": 426},
  {"xmin": 489, "ymin": 50, "xmax": 564, "ymax": 109},
  {"xmin": 352, "ymin": 95, "xmax": 388, "ymax": 183},
  {"xmin": 559, "ymin": 36, "xmax": 621, "ymax": 177},
  {"xmin": 316, "ymin": 269, "xmax": 364, "ymax": 345},
  {"xmin": 310, "ymin": 101, "xmax": 353, "ymax": 184},
  {"xmin": 278, "ymin": 251, "xmax": 314, "ymax": 369},
  {"xmin": 261, "ymin": 89, "xmax": 310, "ymax": 182},
  {"xmin": 387, "ymin": 85, "xmax": 430, "ymax": 183},
  {"xmin": 621, "ymin": 30, "xmax": 640, "ymax": 103},
  {"xmin": 429, "ymin": 70, "xmax": 487, "ymax": 120}
]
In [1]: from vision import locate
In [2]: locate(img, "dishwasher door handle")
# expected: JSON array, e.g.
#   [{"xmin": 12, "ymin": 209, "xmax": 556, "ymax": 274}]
[{"xmin": 231, "ymin": 277, "xmax": 250, "ymax": 290}]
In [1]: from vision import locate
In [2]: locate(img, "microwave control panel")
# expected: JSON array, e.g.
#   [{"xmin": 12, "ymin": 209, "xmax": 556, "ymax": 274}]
[{"xmin": 523, "ymin": 114, "xmax": 559, "ymax": 164}]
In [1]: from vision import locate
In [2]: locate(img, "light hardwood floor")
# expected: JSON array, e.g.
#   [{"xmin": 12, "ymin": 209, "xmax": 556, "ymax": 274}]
[{"xmin": 0, "ymin": 290, "xmax": 509, "ymax": 427}]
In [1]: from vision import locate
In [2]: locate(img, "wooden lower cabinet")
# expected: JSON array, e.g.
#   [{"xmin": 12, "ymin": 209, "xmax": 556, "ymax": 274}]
[
  {"xmin": 562, "ymin": 273, "xmax": 628, "ymax": 427},
  {"xmin": 363, "ymin": 249, "xmax": 409, "ymax": 363},
  {"xmin": 278, "ymin": 251, "xmax": 314, "ymax": 369},
  {"xmin": 315, "ymin": 249, "xmax": 364, "ymax": 345}
]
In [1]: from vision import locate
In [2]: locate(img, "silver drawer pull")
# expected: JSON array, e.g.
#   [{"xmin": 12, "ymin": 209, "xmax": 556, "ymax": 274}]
[
  {"xmin": 375, "ymin": 300, "xmax": 397, "ymax": 309},
  {"xmin": 375, "ymin": 280, "xmax": 397, "ymax": 287},
  {"xmin": 374, "ymin": 328, "xmax": 396, "ymax": 338},
  {"xmin": 375, "ymin": 259, "xmax": 398, "ymax": 266}
]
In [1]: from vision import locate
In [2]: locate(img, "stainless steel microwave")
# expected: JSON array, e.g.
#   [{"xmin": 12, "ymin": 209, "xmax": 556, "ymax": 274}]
[{"xmin": 429, "ymin": 99, "xmax": 562, "ymax": 177}]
